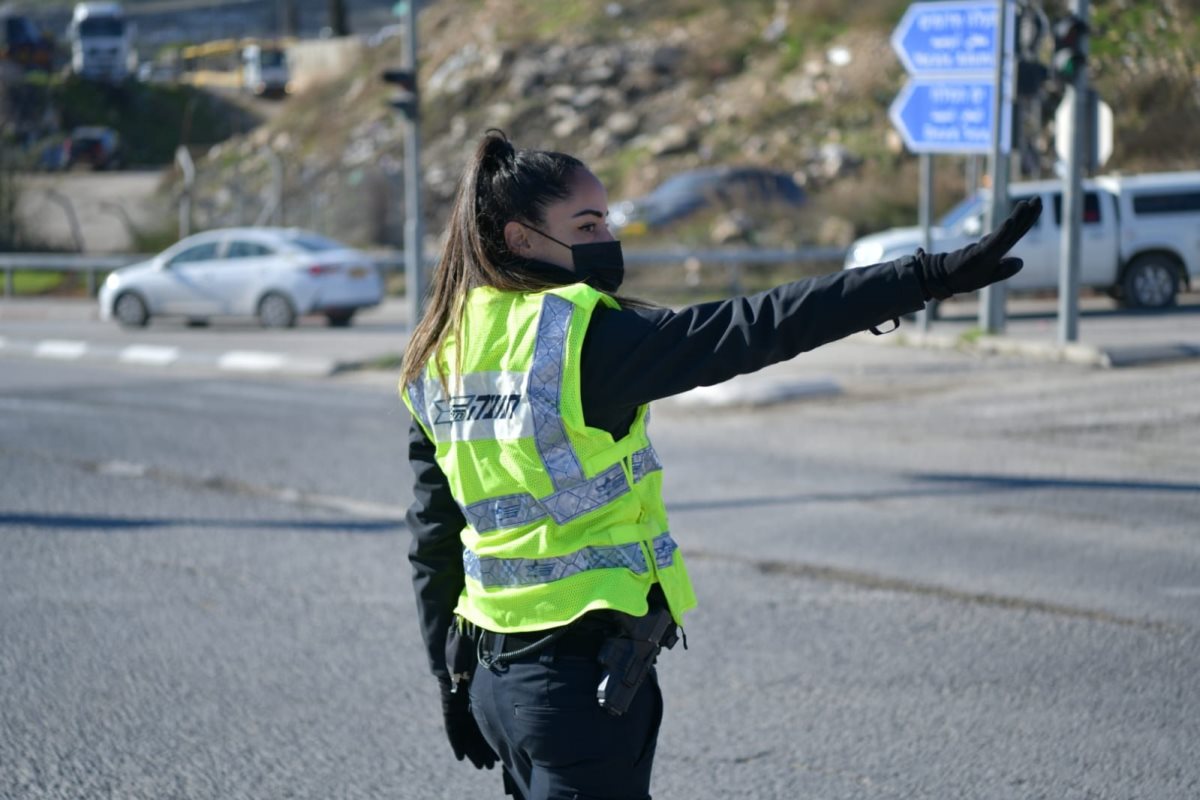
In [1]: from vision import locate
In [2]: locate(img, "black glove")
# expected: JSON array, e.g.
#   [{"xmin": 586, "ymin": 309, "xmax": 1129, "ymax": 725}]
[
  {"xmin": 916, "ymin": 197, "xmax": 1043, "ymax": 300},
  {"xmin": 439, "ymin": 681, "xmax": 497, "ymax": 770}
]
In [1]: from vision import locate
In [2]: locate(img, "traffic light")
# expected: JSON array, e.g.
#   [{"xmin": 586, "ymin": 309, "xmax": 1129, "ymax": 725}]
[
  {"xmin": 382, "ymin": 68, "xmax": 419, "ymax": 120},
  {"xmin": 1052, "ymin": 14, "xmax": 1088, "ymax": 82}
]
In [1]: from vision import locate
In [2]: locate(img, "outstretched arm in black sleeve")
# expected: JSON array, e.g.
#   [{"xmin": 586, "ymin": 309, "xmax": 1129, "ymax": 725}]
[{"xmin": 580, "ymin": 256, "xmax": 927, "ymax": 433}]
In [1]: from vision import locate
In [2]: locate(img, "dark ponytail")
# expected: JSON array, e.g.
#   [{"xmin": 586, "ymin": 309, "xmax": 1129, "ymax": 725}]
[
  {"xmin": 473, "ymin": 129, "xmax": 584, "ymax": 277},
  {"xmin": 401, "ymin": 130, "xmax": 588, "ymax": 389}
]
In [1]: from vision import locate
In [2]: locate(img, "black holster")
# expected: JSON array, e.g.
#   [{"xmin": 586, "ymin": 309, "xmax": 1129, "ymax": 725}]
[{"xmin": 596, "ymin": 607, "xmax": 678, "ymax": 716}]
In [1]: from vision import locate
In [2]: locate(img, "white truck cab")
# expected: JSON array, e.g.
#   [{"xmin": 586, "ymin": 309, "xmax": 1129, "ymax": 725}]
[
  {"xmin": 241, "ymin": 43, "xmax": 290, "ymax": 97},
  {"xmin": 69, "ymin": 2, "xmax": 135, "ymax": 83},
  {"xmin": 844, "ymin": 171, "xmax": 1200, "ymax": 308}
]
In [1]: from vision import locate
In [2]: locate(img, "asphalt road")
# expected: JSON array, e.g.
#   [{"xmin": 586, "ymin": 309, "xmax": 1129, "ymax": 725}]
[{"xmin": 2, "ymin": 343, "xmax": 1199, "ymax": 799}]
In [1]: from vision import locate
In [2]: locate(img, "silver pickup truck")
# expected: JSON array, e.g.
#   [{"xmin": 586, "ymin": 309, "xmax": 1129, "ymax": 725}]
[{"xmin": 843, "ymin": 171, "xmax": 1200, "ymax": 308}]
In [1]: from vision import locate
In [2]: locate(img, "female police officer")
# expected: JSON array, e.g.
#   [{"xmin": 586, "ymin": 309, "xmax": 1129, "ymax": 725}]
[{"xmin": 401, "ymin": 130, "xmax": 1041, "ymax": 800}]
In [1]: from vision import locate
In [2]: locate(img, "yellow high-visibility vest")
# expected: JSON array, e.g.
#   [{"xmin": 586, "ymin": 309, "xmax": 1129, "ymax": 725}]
[{"xmin": 402, "ymin": 283, "xmax": 696, "ymax": 632}]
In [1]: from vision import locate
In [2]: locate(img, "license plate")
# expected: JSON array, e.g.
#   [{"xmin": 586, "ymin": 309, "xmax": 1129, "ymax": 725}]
[{"xmin": 349, "ymin": 266, "xmax": 369, "ymax": 279}]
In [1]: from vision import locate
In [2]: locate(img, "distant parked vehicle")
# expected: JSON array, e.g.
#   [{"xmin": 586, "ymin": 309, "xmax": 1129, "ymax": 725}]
[
  {"xmin": 843, "ymin": 171, "xmax": 1200, "ymax": 309},
  {"xmin": 137, "ymin": 59, "xmax": 179, "ymax": 84},
  {"xmin": 178, "ymin": 37, "xmax": 294, "ymax": 95},
  {"xmin": 69, "ymin": 2, "xmax": 136, "ymax": 83},
  {"xmin": 1, "ymin": 12, "xmax": 54, "ymax": 72},
  {"xmin": 99, "ymin": 228, "xmax": 384, "ymax": 329},
  {"xmin": 66, "ymin": 126, "xmax": 121, "ymax": 170},
  {"xmin": 36, "ymin": 137, "xmax": 71, "ymax": 171},
  {"xmin": 609, "ymin": 166, "xmax": 807, "ymax": 236},
  {"xmin": 241, "ymin": 43, "xmax": 290, "ymax": 97}
]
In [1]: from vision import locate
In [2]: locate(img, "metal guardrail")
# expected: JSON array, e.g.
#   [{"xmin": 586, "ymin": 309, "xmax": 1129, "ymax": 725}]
[
  {"xmin": 0, "ymin": 254, "xmax": 146, "ymax": 270},
  {"xmin": 1, "ymin": 254, "xmax": 145, "ymax": 298},
  {"xmin": 1, "ymin": 247, "xmax": 848, "ymax": 299},
  {"xmin": 624, "ymin": 247, "xmax": 846, "ymax": 266}
]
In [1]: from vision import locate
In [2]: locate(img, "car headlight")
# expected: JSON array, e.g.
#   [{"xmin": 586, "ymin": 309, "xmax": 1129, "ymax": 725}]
[{"xmin": 851, "ymin": 242, "xmax": 884, "ymax": 266}]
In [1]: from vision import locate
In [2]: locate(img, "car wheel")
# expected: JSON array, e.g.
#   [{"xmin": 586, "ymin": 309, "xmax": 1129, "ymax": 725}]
[
  {"xmin": 325, "ymin": 310, "xmax": 355, "ymax": 327},
  {"xmin": 113, "ymin": 291, "xmax": 149, "ymax": 328},
  {"xmin": 258, "ymin": 292, "xmax": 297, "ymax": 328},
  {"xmin": 1121, "ymin": 255, "xmax": 1179, "ymax": 309}
]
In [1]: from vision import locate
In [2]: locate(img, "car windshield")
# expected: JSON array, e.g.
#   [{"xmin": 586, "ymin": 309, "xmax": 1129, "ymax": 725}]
[
  {"xmin": 284, "ymin": 232, "xmax": 346, "ymax": 252},
  {"xmin": 259, "ymin": 50, "xmax": 286, "ymax": 67},
  {"xmin": 937, "ymin": 192, "xmax": 985, "ymax": 230},
  {"xmin": 79, "ymin": 17, "xmax": 124, "ymax": 37}
]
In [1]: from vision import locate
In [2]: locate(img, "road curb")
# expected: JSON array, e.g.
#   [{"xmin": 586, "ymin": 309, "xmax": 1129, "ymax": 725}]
[
  {"xmin": 857, "ymin": 329, "xmax": 1200, "ymax": 369},
  {"xmin": 888, "ymin": 330, "xmax": 1112, "ymax": 367},
  {"xmin": 674, "ymin": 376, "xmax": 843, "ymax": 408}
]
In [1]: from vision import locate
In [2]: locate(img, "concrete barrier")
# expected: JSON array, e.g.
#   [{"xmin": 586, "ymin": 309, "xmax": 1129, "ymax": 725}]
[{"xmin": 287, "ymin": 36, "xmax": 366, "ymax": 92}]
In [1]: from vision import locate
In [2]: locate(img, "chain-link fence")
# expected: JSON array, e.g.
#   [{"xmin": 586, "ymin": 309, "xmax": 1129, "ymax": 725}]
[{"xmin": 186, "ymin": 145, "xmax": 407, "ymax": 249}]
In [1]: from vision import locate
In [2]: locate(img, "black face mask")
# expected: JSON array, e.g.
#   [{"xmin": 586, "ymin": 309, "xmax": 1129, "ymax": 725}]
[{"xmin": 521, "ymin": 224, "xmax": 625, "ymax": 293}]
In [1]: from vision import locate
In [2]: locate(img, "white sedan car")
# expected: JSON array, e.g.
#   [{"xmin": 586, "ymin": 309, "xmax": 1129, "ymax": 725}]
[{"xmin": 99, "ymin": 227, "xmax": 385, "ymax": 328}]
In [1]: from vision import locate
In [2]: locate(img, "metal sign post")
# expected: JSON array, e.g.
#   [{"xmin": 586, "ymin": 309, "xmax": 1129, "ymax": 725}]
[
  {"xmin": 917, "ymin": 153, "xmax": 935, "ymax": 331},
  {"xmin": 979, "ymin": 0, "xmax": 1012, "ymax": 334},
  {"xmin": 890, "ymin": 0, "xmax": 1013, "ymax": 332},
  {"xmin": 402, "ymin": 2, "xmax": 425, "ymax": 327},
  {"xmin": 1057, "ymin": 0, "xmax": 1090, "ymax": 344}
]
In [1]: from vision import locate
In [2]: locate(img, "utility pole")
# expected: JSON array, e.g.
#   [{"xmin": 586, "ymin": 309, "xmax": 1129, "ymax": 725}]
[
  {"xmin": 404, "ymin": 3, "xmax": 424, "ymax": 327},
  {"xmin": 1056, "ymin": 2, "xmax": 1089, "ymax": 344},
  {"xmin": 277, "ymin": 0, "xmax": 298, "ymax": 37},
  {"xmin": 385, "ymin": 4, "xmax": 426, "ymax": 326},
  {"xmin": 327, "ymin": 0, "xmax": 350, "ymax": 37},
  {"xmin": 916, "ymin": 153, "xmax": 934, "ymax": 332},
  {"xmin": 980, "ymin": 0, "xmax": 1012, "ymax": 334}
]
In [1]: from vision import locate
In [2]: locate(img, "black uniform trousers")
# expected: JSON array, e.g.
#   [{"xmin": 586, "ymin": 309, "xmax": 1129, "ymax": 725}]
[{"xmin": 468, "ymin": 637, "xmax": 663, "ymax": 800}]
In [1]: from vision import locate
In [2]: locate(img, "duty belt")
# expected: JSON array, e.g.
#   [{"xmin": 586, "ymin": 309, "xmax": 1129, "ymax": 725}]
[{"xmin": 466, "ymin": 614, "xmax": 618, "ymax": 666}]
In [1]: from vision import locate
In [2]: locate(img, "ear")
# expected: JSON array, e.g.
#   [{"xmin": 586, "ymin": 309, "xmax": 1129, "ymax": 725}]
[{"xmin": 503, "ymin": 221, "xmax": 532, "ymax": 256}]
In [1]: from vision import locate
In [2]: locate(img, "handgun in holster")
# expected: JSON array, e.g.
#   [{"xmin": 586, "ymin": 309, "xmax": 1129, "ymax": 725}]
[{"xmin": 596, "ymin": 607, "xmax": 679, "ymax": 716}]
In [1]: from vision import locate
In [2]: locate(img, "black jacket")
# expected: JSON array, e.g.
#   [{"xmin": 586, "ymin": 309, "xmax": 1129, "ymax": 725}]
[{"xmin": 406, "ymin": 257, "xmax": 927, "ymax": 682}]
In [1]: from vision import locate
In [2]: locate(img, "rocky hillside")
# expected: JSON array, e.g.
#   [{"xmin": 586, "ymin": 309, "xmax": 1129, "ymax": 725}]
[{"xmin": 185, "ymin": 0, "xmax": 1200, "ymax": 254}]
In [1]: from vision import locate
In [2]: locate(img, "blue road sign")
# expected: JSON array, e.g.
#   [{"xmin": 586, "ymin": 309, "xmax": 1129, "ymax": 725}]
[
  {"xmin": 889, "ymin": 78, "xmax": 1012, "ymax": 154},
  {"xmin": 891, "ymin": 0, "xmax": 1008, "ymax": 77}
]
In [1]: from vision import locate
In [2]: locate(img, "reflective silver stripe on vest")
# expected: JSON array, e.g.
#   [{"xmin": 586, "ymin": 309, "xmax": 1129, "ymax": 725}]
[
  {"xmin": 651, "ymin": 530, "xmax": 678, "ymax": 569},
  {"xmin": 529, "ymin": 295, "xmax": 586, "ymax": 489},
  {"xmin": 631, "ymin": 445, "xmax": 662, "ymax": 483},
  {"xmin": 407, "ymin": 377, "xmax": 432, "ymax": 433},
  {"xmin": 464, "ymin": 532, "xmax": 679, "ymax": 588},
  {"xmin": 465, "ymin": 463, "xmax": 628, "ymax": 533},
  {"xmin": 463, "ymin": 491, "xmax": 545, "ymax": 532}
]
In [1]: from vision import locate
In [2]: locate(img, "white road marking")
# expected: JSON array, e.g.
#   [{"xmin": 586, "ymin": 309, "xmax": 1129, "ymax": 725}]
[
  {"xmin": 119, "ymin": 345, "xmax": 181, "ymax": 366},
  {"xmin": 218, "ymin": 351, "xmax": 287, "ymax": 372},
  {"xmin": 35, "ymin": 340, "xmax": 87, "ymax": 359},
  {"xmin": 96, "ymin": 460, "xmax": 148, "ymax": 478},
  {"xmin": 298, "ymin": 492, "xmax": 403, "ymax": 518}
]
